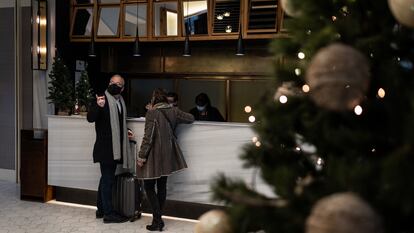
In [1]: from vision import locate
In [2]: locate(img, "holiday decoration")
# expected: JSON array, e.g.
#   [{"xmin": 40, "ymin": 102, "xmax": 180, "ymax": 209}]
[
  {"xmin": 388, "ymin": 0, "xmax": 414, "ymax": 28},
  {"xmin": 212, "ymin": 0, "xmax": 414, "ymax": 232},
  {"xmin": 47, "ymin": 55, "xmax": 75, "ymax": 115},
  {"xmin": 75, "ymin": 68, "xmax": 94, "ymax": 115},
  {"xmin": 281, "ymin": 0, "xmax": 301, "ymax": 17},
  {"xmin": 305, "ymin": 43, "xmax": 370, "ymax": 111},
  {"xmin": 194, "ymin": 210, "xmax": 232, "ymax": 233},
  {"xmin": 306, "ymin": 193, "xmax": 383, "ymax": 233}
]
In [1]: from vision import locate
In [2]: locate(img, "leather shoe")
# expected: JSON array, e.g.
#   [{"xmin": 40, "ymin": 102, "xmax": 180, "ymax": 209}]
[
  {"xmin": 103, "ymin": 214, "xmax": 129, "ymax": 224},
  {"xmin": 96, "ymin": 210, "xmax": 104, "ymax": 219},
  {"xmin": 146, "ymin": 219, "xmax": 164, "ymax": 231}
]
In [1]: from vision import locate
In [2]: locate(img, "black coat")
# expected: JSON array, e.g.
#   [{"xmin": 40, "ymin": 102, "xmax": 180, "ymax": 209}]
[
  {"xmin": 87, "ymin": 95, "xmax": 124, "ymax": 164},
  {"xmin": 189, "ymin": 106, "xmax": 225, "ymax": 122}
]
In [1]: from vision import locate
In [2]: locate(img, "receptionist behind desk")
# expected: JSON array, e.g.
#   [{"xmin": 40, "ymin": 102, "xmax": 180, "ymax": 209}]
[{"xmin": 189, "ymin": 93, "xmax": 225, "ymax": 122}]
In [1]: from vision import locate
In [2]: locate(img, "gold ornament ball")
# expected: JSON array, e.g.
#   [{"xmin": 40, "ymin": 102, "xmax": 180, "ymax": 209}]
[
  {"xmin": 194, "ymin": 210, "xmax": 232, "ymax": 233},
  {"xmin": 306, "ymin": 192, "xmax": 383, "ymax": 233},
  {"xmin": 281, "ymin": 0, "xmax": 302, "ymax": 17},
  {"xmin": 305, "ymin": 43, "xmax": 370, "ymax": 111},
  {"xmin": 388, "ymin": 0, "xmax": 414, "ymax": 28}
]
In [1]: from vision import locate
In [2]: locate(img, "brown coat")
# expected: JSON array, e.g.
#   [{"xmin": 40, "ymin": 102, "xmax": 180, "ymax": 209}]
[{"xmin": 136, "ymin": 104, "xmax": 194, "ymax": 179}]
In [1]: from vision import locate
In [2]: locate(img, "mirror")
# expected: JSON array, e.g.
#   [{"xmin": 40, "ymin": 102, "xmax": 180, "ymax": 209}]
[
  {"xmin": 97, "ymin": 7, "xmax": 120, "ymax": 36},
  {"xmin": 72, "ymin": 8, "xmax": 93, "ymax": 36},
  {"xmin": 75, "ymin": 0, "xmax": 93, "ymax": 4},
  {"xmin": 183, "ymin": 0, "xmax": 208, "ymax": 35},
  {"xmin": 124, "ymin": 4, "xmax": 147, "ymax": 37},
  {"xmin": 153, "ymin": 2, "xmax": 178, "ymax": 37},
  {"xmin": 99, "ymin": 0, "xmax": 120, "ymax": 3}
]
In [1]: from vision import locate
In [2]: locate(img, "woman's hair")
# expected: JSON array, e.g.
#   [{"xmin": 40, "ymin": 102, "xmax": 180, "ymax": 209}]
[{"xmin": 151, "ymin": 88, "xmax": 168, "ymax": 105}]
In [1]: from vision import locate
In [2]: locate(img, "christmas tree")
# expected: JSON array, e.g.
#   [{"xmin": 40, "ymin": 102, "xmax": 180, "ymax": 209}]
[
  {"xmin": 47, "ymin": 55, "xmax": 74, "ymax": 113},
  {"xmin": 212, "ymin": 0, "xmax": 414, "ymax": 232},
  {"xmin": 75, "ymin": 67, "xmax": 93, "ymax": 113}
]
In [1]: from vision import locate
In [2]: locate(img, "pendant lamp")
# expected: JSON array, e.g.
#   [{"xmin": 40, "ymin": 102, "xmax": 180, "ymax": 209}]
[
  {"xmin": 132, "ymin": 3, "xmax": 141, "ymax": 56},
  {"xmin": 183, "ymin": 1, "xmax": 191, "ymax": 56},
  {"xmin": 235, "ymin": 22, "xmax": 244, "ymax": 56},
  {"xmin": 88, "ymin": 20, "xmax": 96, "ymax": 57}
]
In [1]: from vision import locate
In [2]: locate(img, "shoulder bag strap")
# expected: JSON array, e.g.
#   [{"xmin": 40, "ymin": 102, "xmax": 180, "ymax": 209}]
[{"xmin": 158, "ymin": 109, "xmax": 176, "ymax": 137}]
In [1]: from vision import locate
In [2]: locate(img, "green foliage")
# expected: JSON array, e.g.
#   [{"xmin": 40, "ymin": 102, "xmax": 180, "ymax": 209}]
[
  {"xmin": 213, "ymin": 0, "xmax": 414, "ymax": 232},
  {"xmin": 75, "ymin": 67, "xmax": 94, "ymax": 111},
  {"xmin": 47, "ymin": 55, "xmax": 74, "ymax": 111}
]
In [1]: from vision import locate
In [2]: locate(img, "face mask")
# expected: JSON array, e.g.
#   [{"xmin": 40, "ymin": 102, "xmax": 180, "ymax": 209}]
[
  {"xmin": 196, "ymin": 105, "xmax": 206, "ymax": 112},
  {"xmin": 107, "ymin": 84, "xmax": 122, "ymax": 95}
]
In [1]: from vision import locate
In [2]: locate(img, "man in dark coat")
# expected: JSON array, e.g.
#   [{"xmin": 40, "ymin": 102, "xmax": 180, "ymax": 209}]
[{"xmin": 87, "ymin": 74, "xmax": 129, "ymax": 223}]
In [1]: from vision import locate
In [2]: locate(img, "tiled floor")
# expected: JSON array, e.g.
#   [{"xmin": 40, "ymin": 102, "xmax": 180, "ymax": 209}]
[{"xmin": 0, "ymin": 180, "xmax": 196, "ymax": 233}]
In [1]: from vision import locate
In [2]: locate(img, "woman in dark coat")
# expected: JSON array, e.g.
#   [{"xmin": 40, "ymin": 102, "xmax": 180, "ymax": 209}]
[{"xmin": 136, "ymin": 88, "xmax": 194, "ymax": 231}]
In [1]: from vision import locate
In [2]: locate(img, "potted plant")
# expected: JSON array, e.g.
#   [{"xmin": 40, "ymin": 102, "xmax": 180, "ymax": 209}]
[
  {"xmin": 75, "ymin": 66, "xmax": 94, "ymax": 116},
  {"xmin": 47, "ymin": 55, "xmax": 75, "ymax": 115}
]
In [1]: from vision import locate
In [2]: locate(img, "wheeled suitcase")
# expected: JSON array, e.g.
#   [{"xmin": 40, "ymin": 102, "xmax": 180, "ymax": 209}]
[{"xmin": 112, "ymin": 172, "xmax": 143, "ymax": 222}]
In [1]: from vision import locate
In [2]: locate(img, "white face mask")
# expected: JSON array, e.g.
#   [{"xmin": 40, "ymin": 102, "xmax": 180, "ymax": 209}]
[{"xmin": 196, "ymin": 105, "xmax": 206, "ymax": 112}]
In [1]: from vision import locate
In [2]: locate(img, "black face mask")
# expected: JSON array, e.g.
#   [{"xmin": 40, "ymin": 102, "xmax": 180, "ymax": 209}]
[{"xmin": 107, "ymin": 84, "xmax": 122, "ymax": 95}]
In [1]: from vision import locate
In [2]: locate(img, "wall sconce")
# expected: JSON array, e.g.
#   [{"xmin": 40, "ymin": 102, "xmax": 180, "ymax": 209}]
[{"xmin": 32, "ymin": 0, "xmax": 48, "ymax": 70}]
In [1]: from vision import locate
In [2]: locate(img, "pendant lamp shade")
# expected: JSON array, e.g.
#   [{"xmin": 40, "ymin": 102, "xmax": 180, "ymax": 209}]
[
  {"xmin": 132, "ymin": 3, "xmax": 141, "ymax": 56},
  {"xmin": 88, "ymin": 21, "xmax": 96, "ymax": 57},
  {"xmin": 183, "ymin": 1, "xmax": 191, "ymax": 57},
  {"xmin": 88, "ymin": 35, "xmax": 96, "ymax": 57},
  {"xmin": 132, "ymin": 38, "xmax": 141, "ymax": 57},
  {"xmin": 235, "ymin": 24, "xmax": 244, "ymax": 56},
  {"xmin": 183, "ymin": 35, "xmax": 191, "ymax": 57}
]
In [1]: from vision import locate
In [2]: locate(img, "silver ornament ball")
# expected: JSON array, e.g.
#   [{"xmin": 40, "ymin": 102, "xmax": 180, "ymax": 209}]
[
  {"xmin": 306, "ymin": 192, "xmax": 383, "ymax": 233},
  {"xmin": 194, "ymin": 210, "xmax": 232, "ymax": 233},
  {"xmin": 281, "ymin": 0, "xmax": 302, "ymax": 17},
  {"xmin": 388, "ymin": 0, "xmax": 414, "ymax": 28},
  {"xmin": 305, "ymin": 43, "xmax": 370, "ymax": 111}
]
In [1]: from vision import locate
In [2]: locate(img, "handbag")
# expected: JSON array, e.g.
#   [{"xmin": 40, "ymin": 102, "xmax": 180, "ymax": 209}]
[{"xmin": 158, "ymin": 109, "xmax": 188, "ymax": 168}]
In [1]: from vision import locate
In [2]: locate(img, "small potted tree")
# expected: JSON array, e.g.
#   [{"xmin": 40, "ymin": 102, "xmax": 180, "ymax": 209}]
[
  {"xmin": 47, "ymin": 55, "xmax": 74, "ymax": 115},
  {"xmin": 75, "ymin": 67, "xmax": 94, "ymax": 116}
]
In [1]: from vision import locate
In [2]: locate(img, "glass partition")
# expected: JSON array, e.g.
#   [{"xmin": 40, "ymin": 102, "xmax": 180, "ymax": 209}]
[
  {"xmin": 229, "ymin": 80, "xmax": 272, "ymax": 122},
  {"xmin": 97, "ymin": 7, "xmax": 120, "ymax": 36},
  {"xmin": 178, "ymin": 79, "xmax": 226, "ymax": 120},
  {"xmin": 183, "ymin": 0, "xmax": 208, "ymax": 36},
  {"xmin": 153, "ymin": 1, "xmax": 178, "ymax": 36},
  {"xmin": 128, "ymin": 79, "xmax": 175, "ymax": 117},
  {"xmin": 124, "ymin": 3, "xmax": 147, "ymax": 37}
]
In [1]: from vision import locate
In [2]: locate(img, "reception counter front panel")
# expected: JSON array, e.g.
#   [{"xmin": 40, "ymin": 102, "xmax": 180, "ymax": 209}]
[{"xmin": 48, "ymin": 115, "xmax": 273, "ymax": 205}]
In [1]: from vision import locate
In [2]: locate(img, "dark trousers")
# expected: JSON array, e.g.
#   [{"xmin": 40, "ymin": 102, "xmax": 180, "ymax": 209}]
[
  {"xmin": 144, "ymin": 176, "xmax": 168, "ymax": 221},
  {"xmin": 97, "ymin": 162, "xmax": 117, "ymax": 216}
]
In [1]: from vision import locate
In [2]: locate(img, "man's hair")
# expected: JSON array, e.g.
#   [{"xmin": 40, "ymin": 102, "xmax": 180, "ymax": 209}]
[
  {"xmin": 167, "ymin": 92, "xmax": 178, "ymax": 102},
  {"xmin": 152, "ymin": 88, "xmax": 168, "ymax": 105},
  {"xmin": 110, "ymin": 74, "xmax": 125, "ymax": 86}
]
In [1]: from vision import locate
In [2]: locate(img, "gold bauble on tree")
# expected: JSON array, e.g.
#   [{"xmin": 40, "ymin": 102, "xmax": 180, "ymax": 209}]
[
  {"xmin": 194, "ymin": 210, "xmax": 232, "ymax": 233},
  {"xmin": 281, "ymin": 0, "xmax": 302, "ymax": 17},
  {"xmin": 306, "ymin": 192, "xmax": 383, "ymax": 233},
  {"xmin": 305, "ymin": 43, "xmax": 370, "ymax": 111},
  {"xmin": 388, "ymin": 0, "xmax": 414, "ymax": 28}
]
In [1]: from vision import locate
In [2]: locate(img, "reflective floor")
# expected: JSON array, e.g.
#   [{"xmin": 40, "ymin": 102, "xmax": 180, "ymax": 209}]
[{"xmin": 0, "ymin": 180, "xmax": 196, "ymax": 233}]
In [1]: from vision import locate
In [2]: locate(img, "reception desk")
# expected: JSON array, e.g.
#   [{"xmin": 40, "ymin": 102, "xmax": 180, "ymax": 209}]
[{"xmin": 48, "ymin": 115, "xmax": 274, "ymax": 206}]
